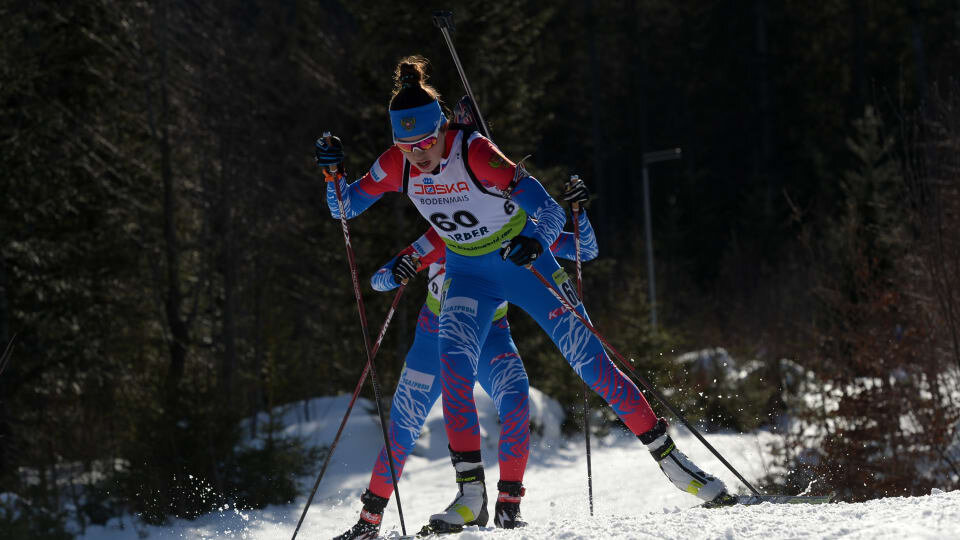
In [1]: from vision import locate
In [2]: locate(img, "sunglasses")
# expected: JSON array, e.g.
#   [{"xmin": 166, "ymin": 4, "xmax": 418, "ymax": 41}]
[{"xmin": 394, "ymin": 123, "xmax": 442, "ymax": 153}]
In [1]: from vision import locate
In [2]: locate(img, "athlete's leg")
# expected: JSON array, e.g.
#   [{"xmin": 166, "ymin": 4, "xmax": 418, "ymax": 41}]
[
  {"xmin": 475, "ymin": 315, "xmax": 530, "ymax": 529},
  {"xmin": 429, "ymin": 255, "xmax": 502, "ymax": 531},
  {"xmin": 438, "ymin": 271, "xmax": 500, "ymax": 453},
  {"xmin": 500, "ymin": 252, "xmax": 729, "ymax": 503},
  {"xmin": 502, "ymin": 252, "xmax": 658, "ymax": 436},
  {"xmin": 338, "ymin": 305, "xmax": 444, "ymax": 540},
  {"xmin": 474, "ymin": 316, "xmax": 529, "ymax": 484},
  {"xmin": 367, "ymin": 305, "xmax": 443, "ymax": 498}
]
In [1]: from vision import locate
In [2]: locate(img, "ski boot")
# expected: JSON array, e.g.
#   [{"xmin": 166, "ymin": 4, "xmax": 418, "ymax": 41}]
[
  {"xmin": 638, "ymin": 418, "xmax": 729, "ymax": 503},
  {"xmin": 332, "ymin": 490, "xmax": 388, "ymax": 540},
  {"xmin": 494, "ymin": 480, "xmax": 526, "ymax": 529},
  {"xmin": 421, "ymin": 447, "xmax": 489, "ymax": 535}
]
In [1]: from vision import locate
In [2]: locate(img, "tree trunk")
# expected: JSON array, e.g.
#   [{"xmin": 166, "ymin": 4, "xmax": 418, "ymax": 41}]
[
  {"xmin": 219, "ymin": 133, "xmax": 238, "ymax": 404},
  {"xmin": 909, "ymin": 0, "xmax": 928, "ymax": 105},
  {"xmin": 755, "ymin": 0, "xmax": 775, "ymax": 216},
  {"xmin": 252, "ymin": 254, "xmax": 264, "ymax": 439},
  {"xmin": 585, "ymin": 0, "xmax": 606, "ymax": 239},
  {"xmin": 850, "ymin": 0, "xmax": 866, "ymax": 112},
  {"xmin": 632, "ymin": 1, "xmax": 648, "ymax": 240},
  {"xmin": 0, "ymin": 257, "xmax": 8, "ymax": 476},
  {"xmin": 158, "ymin": 0, "xmax": 188, "ymax": 410},
  {"xmin": 0, "ymin": 255, "xmax": 8, "ymax": 350}
]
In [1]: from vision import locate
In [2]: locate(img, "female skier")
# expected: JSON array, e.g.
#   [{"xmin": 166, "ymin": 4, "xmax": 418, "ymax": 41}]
[
  {"xmin": 332, "ymin": 180, "xmax": 598, "ymax": 540},
  {"xmin": 317, "ymin": 55, "xmax": 733, "ymax": 534}
]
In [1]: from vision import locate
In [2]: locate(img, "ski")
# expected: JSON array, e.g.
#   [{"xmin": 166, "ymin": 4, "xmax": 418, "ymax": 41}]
[
  {"xmin": 386, "ymin": 527, "xmax": 432, "ymax": 539},
  {"xmin": 732, "ymin": 494, "xmax": 835, "ymax": 505},
  {"xmin": 389, "ymin": 495, "xmax": 834, "ymax": 537},
  {"xmin": 390, "ymin": 522, "xmax": 470, "ymax": 539}
]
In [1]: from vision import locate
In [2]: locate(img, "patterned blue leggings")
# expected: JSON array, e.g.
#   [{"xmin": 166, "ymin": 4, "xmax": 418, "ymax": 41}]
[{"xmin": 368, "ymin": 304, "xmax": 529, "ymax": 499}]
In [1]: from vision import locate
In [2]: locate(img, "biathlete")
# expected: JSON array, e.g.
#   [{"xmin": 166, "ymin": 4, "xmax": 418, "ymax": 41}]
[
  {"xmin": 332, "ymin": 180, "xmax": 598, "ymax": 540},
  {"xmin": 317, "ymin": 55, "xmax": 733, "ymax": 534}
]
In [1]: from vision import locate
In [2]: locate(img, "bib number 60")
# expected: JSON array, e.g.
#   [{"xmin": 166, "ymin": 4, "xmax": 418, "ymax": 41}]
[{"xmin": 430, "ymin": 210, "xmax": 479, "ymax": 232}]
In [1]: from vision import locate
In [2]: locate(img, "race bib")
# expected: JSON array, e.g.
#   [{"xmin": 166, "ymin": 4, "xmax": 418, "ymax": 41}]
[{"xmin": 552, "ymin": 268, "xmax": 581, "ymax": 308}]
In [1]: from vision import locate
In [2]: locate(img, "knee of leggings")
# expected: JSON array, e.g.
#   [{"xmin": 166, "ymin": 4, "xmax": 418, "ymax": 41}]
[
  {"xmin": 496, "ymin": 393, "xmax": 530, "ymax": 420},
  {"xmin": 389, "ymin": 427, "xmax": 418, "ymax": 454}
]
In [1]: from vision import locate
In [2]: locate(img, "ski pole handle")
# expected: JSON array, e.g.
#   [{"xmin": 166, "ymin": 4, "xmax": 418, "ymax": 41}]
[
  {"xmin": 316, "ymin": 130, "xmax": 345, "ymax": 182},
  {"xmin": 569, "ymin": 175, "xmax": 584, "ymax": 299},
  {"xmin": 432, "ymin": 10, "xmax": 454, "ymax": 31},
  {"xmin": 322, "ymin": 131, "xmax": 340, "ymax": 174},
  {"xmin": 569, "ymin": 174, "xmax": 581, "ymax": 213},
  {"xmin": 400, "ymin": 254, "xmax": 420, "ymax": 286}
]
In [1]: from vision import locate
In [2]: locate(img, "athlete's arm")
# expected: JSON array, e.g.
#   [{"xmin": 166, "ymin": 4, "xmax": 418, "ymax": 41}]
[
  {"xmin": 550, "ymin": 208, "xmax": 599, "ymax": 261},
  {"xmin": 510, "ymin": 177, "xmax": 566, "ymax": 249},
  {"xmin": 327, "ymin": 146, "xmax": 406, "ymax": 219},
  {"xmin": 370, "ymin": 227, "xmax": 447, "ymax": 292},
  {"xmin": 467, "ymin": 136, "xmax": 566, "ymax": 249}
]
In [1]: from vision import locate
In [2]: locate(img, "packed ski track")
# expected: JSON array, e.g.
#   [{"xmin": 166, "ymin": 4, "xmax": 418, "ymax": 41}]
[{"xmin": 78, "ymin": 390, "xmax": 960, "ymax": 539}]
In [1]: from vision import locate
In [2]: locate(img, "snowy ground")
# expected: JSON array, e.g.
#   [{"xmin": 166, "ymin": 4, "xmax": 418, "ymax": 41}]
[{"xmin": 78, "ymin": 388, "xmax": 960, "ymax": 540}]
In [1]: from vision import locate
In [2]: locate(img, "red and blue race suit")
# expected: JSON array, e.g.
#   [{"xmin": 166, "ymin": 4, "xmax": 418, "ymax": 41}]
[
  {"xmin": 363, "ymin": 215, "xmax": 597, "ymax": 499},
  {"xmin": 326, "ymin": 127, "xmax": 656, "ymax": 458}
]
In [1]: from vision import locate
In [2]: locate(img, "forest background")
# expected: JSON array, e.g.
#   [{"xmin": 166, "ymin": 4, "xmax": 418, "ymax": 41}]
[{"xmin": 2, "ymin": 1, "xmax": 960, "ymax": 537}]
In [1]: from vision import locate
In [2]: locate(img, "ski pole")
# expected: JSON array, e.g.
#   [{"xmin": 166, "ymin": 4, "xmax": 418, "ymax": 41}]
[
  {"xmin": 432, "ymin": 10, "xmax": 492, "ymax": 140},
  {"xmin": 325, "ymin": 135, "xmax": 407, "ymax": 535},
  {"xmin": 295, "ymin": 132, "xmax": 407, "ymax": 538},
  {"xmin": 569, "ymin": 176, "xmax": 595, "ymax": 516},
  {"xmin": 526, "ymin": 265, "xmax": 763, "ymax": 497},
  {"xmin": 291, "ymin": 285, "xmax": 406, "ymax": 540}
]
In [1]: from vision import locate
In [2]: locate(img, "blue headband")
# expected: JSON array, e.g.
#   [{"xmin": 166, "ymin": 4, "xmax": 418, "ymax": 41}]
[{"xmin": 390, "ymin": 100, "xmax": 446, "ymax": 140}]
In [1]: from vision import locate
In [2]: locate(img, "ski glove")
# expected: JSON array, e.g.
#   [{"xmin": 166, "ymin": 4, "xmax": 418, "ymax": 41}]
[
  {"xmin": 315, "ymin": 135, "xmax": 344, "ymax": 168},
  {"xmin": 392, "ymin": 253, "xmax": 419, "ymax": 284},
  {"xmin": 561, "ymin": 177, "xmax": 590, "ymax": 206},
  {"xmin": 500, "ymin": 235, "xmax": 543, "ymax": 266}
]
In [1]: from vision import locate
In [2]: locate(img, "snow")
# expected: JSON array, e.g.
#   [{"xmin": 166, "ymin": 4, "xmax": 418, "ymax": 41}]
[{"xmin": 77, "ymin": 387, "xmax": 960, "ymax": 540}]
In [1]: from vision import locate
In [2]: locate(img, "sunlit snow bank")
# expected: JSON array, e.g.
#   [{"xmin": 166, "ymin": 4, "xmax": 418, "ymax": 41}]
[{"xmin": 77, "ymin": 387, "xmax": 960, "ymax": 539}]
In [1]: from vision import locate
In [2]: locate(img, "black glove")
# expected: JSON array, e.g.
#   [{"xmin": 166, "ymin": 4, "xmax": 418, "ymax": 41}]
[
  {"xmin": 391, "ymin": 253, "xmax": 419, "ymax": 284},
  {"xmin": 315, "ymin": 134, "xmax": 344, "ymax": 168},
  {"xmin": 561, "ymin": 176, "xmax": 589, "ymax": 206},
  {"xmin": 500, "ymin": 236, "xmax": 543, "ymax": 266}
]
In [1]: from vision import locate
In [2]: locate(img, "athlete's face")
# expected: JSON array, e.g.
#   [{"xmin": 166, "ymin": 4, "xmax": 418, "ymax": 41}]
[{"xmin": 397, "ymin": 125, "xmax": 446, "ymax": 173}]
